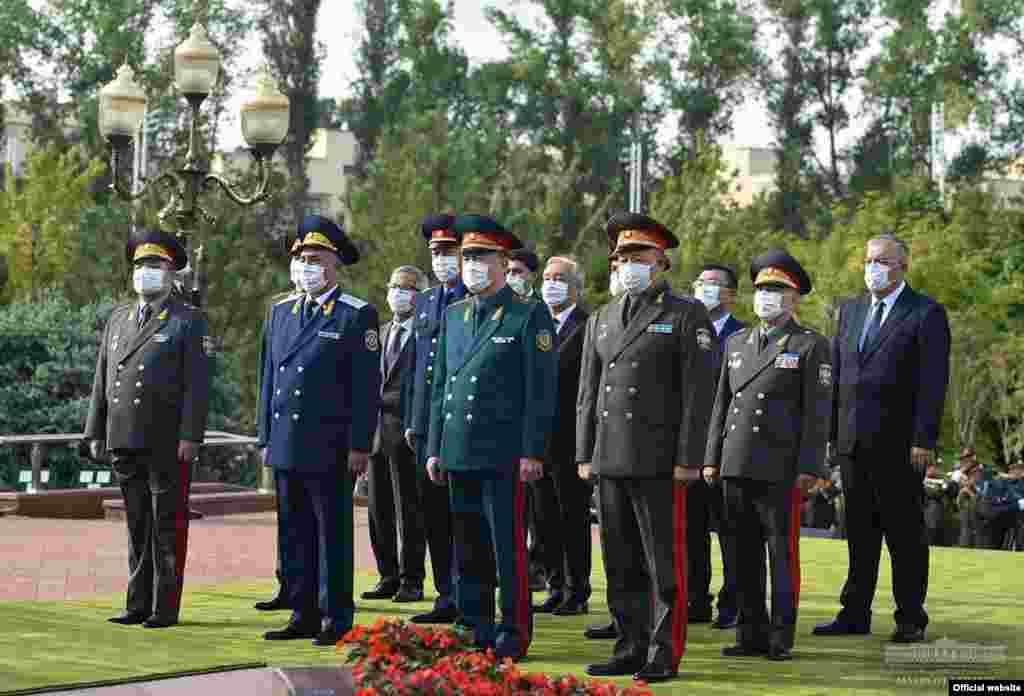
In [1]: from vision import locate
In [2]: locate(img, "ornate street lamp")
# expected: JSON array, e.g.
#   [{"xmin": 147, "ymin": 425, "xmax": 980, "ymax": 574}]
[{"xmin": 98, "ymin": 22, "xmax": 290, "ymax": 306}]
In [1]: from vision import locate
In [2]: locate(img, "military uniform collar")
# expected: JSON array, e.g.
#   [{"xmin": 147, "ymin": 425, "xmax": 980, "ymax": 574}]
[
  {"xmin": 632, "ymin": 279, "xmax": 670, "ymax": 306},
  {"xmin": 137, "ymin": 292, "xmax": 171, "ymax": 316},
  {"xmin": 475, "ymin": 284, "xmax": 514, "ymax": 312},
  {"xmin": 759, "ymin": 317, "xmax": 798, "ymax": 343}
]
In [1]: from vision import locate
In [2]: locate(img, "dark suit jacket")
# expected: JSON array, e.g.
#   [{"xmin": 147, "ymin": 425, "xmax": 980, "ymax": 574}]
[
  {"xmin": 375, "ymin": 318, "xmax": 415, "ymax": 454},
  {"xmin": 545, "ymin": 305, "xmax": 589, "ymax": 468},
  {"xmin": 711, "ymin": 314, "xmax": 747, "ymax": 380},
  {"xmin": 830, "ymin": 284, "xmax": 951, "ymax": 457}
]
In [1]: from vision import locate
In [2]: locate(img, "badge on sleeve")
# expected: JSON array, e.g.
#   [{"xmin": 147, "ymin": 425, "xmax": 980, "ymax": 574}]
[
  {"xmin": 819, "ymin": 363, "xmax": 833, "ymax": 387},
  {"xmin": 365, "ymin": 329, "xmax": 380, "ymax": 351},
  {"xmin": 536, "ymin": 330, "xmax": 553, "ymax": 352},
  {"xmin": 729, "ymin": 352, "xmax": 743, "ymax": 370},
  {"xmin": 696, "ymin": 327, "xmax": 713, "ymax": 351},
  {"xmin": 775, "ymin": 353, "xmax": 799, "ymax": 369},
  {"xmin": 202, "ymin": 336, "xmax": 216, "ymax": 356}
]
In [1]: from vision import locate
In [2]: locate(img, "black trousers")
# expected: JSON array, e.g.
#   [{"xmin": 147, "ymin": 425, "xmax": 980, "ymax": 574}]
[
  {"xmin": 525, "ymin": 479, "xmax": 554, "ymax": 578},
  {"xmin": 723, "ymin": 477, "xmax": 797, "ymax": 650},
  {"xmin": 707, "ymin": 480, "xmax": 738, "ymax": 613},
  {"xmin": 977, "ymin": 510, "xmax": 1019, "ymax": 550},
  {"xmin": 598, "ymin": 476, "xmax": 687, "ymax": 670},
  {"xmin": 923, "ymin": 498, "xmax": 948, "ymax": 546},
  {"xmin": 386, "ymin": 430, "xmax": 426, "ymax": 585},
  {"xmin": 686, "ymin": 480, "xmax": 713, "ymax": 611},
  {"xmin": 415, "ymin": 440, "xmax": 456, "ymax": 609},
  {"xmin": 531, "ymin": 461, "xmax": 593, "ymax": 600},
  {"xmin": 111, "ymin": 448, "xmax": 191, "ymax": 621},
  {"xmin": 838, "ymin": 450, "xmax": 929, "ymax": 629},
  {"xmin": 367, "ymin": 448, "xmax": 399, "ymax": 582}
]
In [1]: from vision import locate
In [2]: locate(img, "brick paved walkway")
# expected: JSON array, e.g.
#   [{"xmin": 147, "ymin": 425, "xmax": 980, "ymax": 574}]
[{"xmin": 0, "ymin": 509, "xmax": 376, "ymax": 602}]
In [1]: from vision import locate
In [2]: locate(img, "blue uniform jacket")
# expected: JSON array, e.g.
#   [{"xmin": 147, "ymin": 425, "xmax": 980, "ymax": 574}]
[{"xmin": 258, "ymin": 288, "xmax": 382, "ymax": 472}]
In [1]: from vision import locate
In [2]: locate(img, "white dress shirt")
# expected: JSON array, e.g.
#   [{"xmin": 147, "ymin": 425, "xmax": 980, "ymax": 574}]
[
  {"xmin": 553, "ymin": 304, "xmax": 577, "ymax": 335},
  {"xmin": 713, "ymin": 312, "xmax": 733, "ymax": 336}
]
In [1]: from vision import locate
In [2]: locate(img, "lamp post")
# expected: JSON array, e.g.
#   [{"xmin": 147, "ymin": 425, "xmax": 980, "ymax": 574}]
[{"xmin": 98, "ymin": 22, "xmax": 290, "ymax": 307}]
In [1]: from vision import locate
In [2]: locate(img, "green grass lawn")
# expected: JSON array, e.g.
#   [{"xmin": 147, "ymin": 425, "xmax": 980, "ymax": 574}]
[{"xmin": 0, "ymin": 537, "xmax": 1021, "ymax": 695}]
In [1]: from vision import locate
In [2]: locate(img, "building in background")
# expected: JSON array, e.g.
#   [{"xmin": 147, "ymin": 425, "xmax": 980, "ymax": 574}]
[{"xmin": 720, "ymin": 145, "xmax": 778, "ymax": 207}]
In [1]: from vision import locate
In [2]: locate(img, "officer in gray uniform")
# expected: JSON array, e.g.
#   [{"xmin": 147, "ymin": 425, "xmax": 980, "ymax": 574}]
[
  {"xmin": 704, "ymin": 250, "xmax": 831, "ymax": 661},
  {"xmin": 86, "ymin": 228, "xmax": 211, "ymax": 629}
]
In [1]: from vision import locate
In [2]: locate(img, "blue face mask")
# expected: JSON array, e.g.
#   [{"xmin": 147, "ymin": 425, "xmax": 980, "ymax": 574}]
[{"xmin": 864, "ymin": 262, "xmax": 890, "ymax": 292}]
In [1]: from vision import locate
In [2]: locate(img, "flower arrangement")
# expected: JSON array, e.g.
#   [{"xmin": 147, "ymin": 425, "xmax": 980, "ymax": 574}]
[{"xmin": 339, "ymin": 618, "xmax": 655, "ymax": 696}]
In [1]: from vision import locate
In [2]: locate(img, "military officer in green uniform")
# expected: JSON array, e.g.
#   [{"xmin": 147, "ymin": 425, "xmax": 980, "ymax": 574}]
[
  {"xmin": 255, "ymin": 234, "xmax": 304, "ymax": 612},
  {"xmin": 703, "ymin": 250, "xmax": 831, "ymax": 661},
  {"xmin": 85, "ymin": 228, "xmax": 212, "ymax": 629},
  {"xmin": 425, "ymin": 214, "xmax": 558, "ymax": 661},
  {"xmin": 577, "ymin": 213, "xmax": 715, "ymax": 684}
]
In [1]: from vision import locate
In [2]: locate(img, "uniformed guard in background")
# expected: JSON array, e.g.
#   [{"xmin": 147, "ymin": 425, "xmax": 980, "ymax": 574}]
[
  {"xmin": 426, "ymin": 214, "xmax": 558, "ymax": 661},
  {"xmin": 258, "ymin": 215, "xmax": 381, "ymax": 647},
  {"xmin": 86, "ymin": 228, "xmax": 211, "ymax": 629},
  {"xmin": 403, "ymin": 214, "xmax": 467, "ymax": 625},
  {"xmin": 255, "ymin": 234, "xmax": 303, "ymax": 612},
  {"xmin": 704, "ymin": 250, "xmax": 831, "ymax": 661},
  {"xmin": 576, "ymin": 212, "xmax": 715, "ymax": 684}
]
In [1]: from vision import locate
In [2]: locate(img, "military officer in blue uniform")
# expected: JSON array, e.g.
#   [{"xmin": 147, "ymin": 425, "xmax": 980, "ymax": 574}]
[
  {"xmin": 403, "ymin": 214, "xmax": 468, "ymax": 624},
  {"xmin": 85, "ymin": 228, "xmax": 211, "ymax": 629},
  {"xmin": 258, "ymin": 215, "xmax": 381, "ymax": 646},
  {"xmin": 426, "ymin": 214, "xmax": 558, "ymax": 661}
]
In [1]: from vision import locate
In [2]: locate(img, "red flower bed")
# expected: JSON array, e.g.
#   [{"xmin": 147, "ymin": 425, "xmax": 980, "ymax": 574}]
[{"xmin": 338, "ymin": 618, "xmax": 655, "ymax": 696}]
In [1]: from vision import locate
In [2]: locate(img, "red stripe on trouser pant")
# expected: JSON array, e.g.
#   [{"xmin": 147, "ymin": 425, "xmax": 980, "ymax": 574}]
[
  {"xmin": 514, "ymin": 479, "xmax": 531, "ymax": 656},
  {"xmin": 169, "ymin": 456, "xmax": 191, "ymax": 615},
  {"xmin": 671, "ymin": 484, "xmax": 689, "ymax": 666},
  {"xmin": 790, "ymin": 487, "xmax": 801, "ymax": 609}
]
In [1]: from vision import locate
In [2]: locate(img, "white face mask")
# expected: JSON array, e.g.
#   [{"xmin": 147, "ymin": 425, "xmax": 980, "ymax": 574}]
[
  {"xmin": 609, "ymin": 270, "xmax": 624, "ymax": 297},
  {"xmin": 619, "ymin": 262, "xmax": 652, "ymax": 295},
  {"xmin": 506, "ymin": 273, "xmax": 529, "ymax": 297},
  {"xmin": 387, "ymin": 287, "xmax": 416, "ymax": 315},
  {"xmin": 462, "ymin": 259, "xmax": 492, "ymax": 294},
  {"xmin": 864, "ymin": 261, "xmax": 891, "ymax": 292},
  {"xmin": 133, "ymin": 267, "xmax": 168, "ymax": 296},
  {"xmin": 298, "ymin": 262, "xmax": 327, "ymax": 295},
  {"xmin": 541, "ymin": 280, "xmax": 569, "ymax": 308},
  {"xmin": 753, "ymin": 289, "xmax": 786, "ymax": 321},
  {"xmin": 432, "ymin": 255, "xmax": 459, "ymax": 284},
  {"xmin": 696, "ymin": 283, "xmax": 721, "ymax": 311},
  {"xmin": 289, "ymin": 258, "xmax": 303, "ymax": 288}
]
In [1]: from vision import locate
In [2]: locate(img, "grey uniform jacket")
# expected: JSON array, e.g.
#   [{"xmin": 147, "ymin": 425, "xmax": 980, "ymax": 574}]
[
  {"xmin": 85, "ymin": 296, "xmax": 212, "ymax": 452},
  {"xmin": 704, "ymin": 319, "xmax": 831, "ymax": 483},
  {"xmin": 576, "ymin": 282, "xmax": 716, "ymax": 478}
]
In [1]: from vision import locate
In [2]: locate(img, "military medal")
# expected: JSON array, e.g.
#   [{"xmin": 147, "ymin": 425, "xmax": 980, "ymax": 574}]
[
  {"xmin": 775, "ymin": 352, "xmax": 800, "ymax": 369},
  {"xmin": 365, "ymin": 329, "xmax": 379, "ymax": 351},
  {"xmin": 819, "ymin": 363, "xmax": 833, "ymax": 387},
  {"xmin": 111, "ymin": 335, "xmax": 119, "ymax": 352},
  {"xmin": 158, "ymin": 309, "xmax": 168, "ymax": 321}
]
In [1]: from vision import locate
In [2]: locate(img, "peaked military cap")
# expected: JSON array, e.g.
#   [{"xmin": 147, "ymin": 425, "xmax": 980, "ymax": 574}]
[
  {"xmin": 750, "ymin": 249, "xmax": 812, "ymax": 295},
  {"xmin": 455, "ymin": 214, "xmax": 523, "ymax": 252},
  {"xmin": 509, "ymin": 247, "xmax": 540, "ymax": 272},
  {"xmin": 126, "ymin": 228, "xmax": 188, "ymax": 271},
  {"xmin": 607, "ymin": 212, "xmax": 679, "ymax": 255},
  {"xmin": 421, "ymin": 214, "xmax": 459, "ymax": 247},
  {"xmin": 699, "ymin": 263, "xmax": 739, "ymax": 289},
  {"xmin": 296, "ymin": 214, "xmax": 359, "ymax": 265}
]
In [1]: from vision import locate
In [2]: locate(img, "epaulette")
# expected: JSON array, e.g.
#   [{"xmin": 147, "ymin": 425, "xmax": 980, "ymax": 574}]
[{"xmin": 339, "ymin": 293, "xmax": 369, "ymax": 309}]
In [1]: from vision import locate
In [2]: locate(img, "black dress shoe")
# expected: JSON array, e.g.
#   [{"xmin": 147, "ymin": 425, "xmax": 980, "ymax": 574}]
[
  {"xmin": 721, "ymin": 643, "xmax": 769, "ymax": 657},
  {"xmin": 532, "ymin": 593, "xmax": 564, "ymax": 613},
  {"xmin": 712, "ymin": 610, "xmax": 738, "ymax": 629},
  {"xmin": 361, "ymin": 579, "xmax": 400, "ymax": 600},
  {"xmin": 891, "ymin": 624, "xmax": 925, "ymax": 643},
  {"xmin": 585, "ymin": 658, "xmax": 644, "ymax": 677},
  {"xmin": 142, "ymin": 616, "xmax": 177, "ymax": 629},
  {"xmin": 584, "ymin": 622, "xmax": 618, "ymax": 640},
  {"xmin": 108, "ymin": 612, "xmax": 148, "ymax": 625},
  {"xmin": 812, "ymin": 619, "xmax": 871, "ymax": 636},
  {"xmin": 766, "ymin": 645, "xmax": 793, "ymax": 661},
  {"xmin": 528, "ymin": 569, "xmax": 547, "ymax": 593},
  {"xmin": 264, "ymin": 622, "xmax": 320, "ymax": 640},
  {"xmin": 392, "ymin": 585, "xmax": 424, "ymax": 603},
  {"xmin": 633, "ymin": 663, "xmax": 678, "ymax": 683},
  {"xmin": 313, "ymin": 621, "xmax": 350, "ymax": 647},
  {"xmin": 688, "ymin": 604, "xmax": 713, "ymax": 623},
  {"xmin": 552, "ymin": 597, "xmax": 589, "ymax": 616},
  {"xmin": 254, "ymin": 593, "xmax": 289, "ymax": 611},
  {"xmin": 411, "ymin": 607, "xmax": 459, "ymax": 624}
]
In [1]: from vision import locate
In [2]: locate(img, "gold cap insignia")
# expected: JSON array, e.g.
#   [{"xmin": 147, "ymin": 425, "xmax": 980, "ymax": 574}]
[{"xmin": 133, "ymin": 243, "xmax": 173, "ymax": 263}]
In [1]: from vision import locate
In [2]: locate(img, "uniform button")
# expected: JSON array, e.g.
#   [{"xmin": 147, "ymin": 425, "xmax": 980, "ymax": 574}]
[
  {"xmin": 446, "ymin": 413, "xmax": 452, "ymax": 420},
  {"xmin": 133, "ymin": 398, "xmax": 140, "ymax": 405},
  {"xmin": 753, "ymin": 426, "xmax": 760, "ymax": 433},
  {"xmin": 470, "ymin": 376, "xmax": 478, "ymax": 383},
  {"xmin": 736, "ymin": 391, "xmax": 742, "ymax": 398},
  {"xmin": 274, "ymin": 412, "xmax": 280, "ymax": 419},
  {"xmin": 733, "ymin": 408, "xmax": 740, "ymax": 414},
  {"xmin": 276, "ymin": 389, "xmax": 281, "ymax": 395},
  {"xmin": 430, "ymin": 351, "xmax": 435, "ymax": 357},
  {"xmin": 115, "ymin": 381, "xmax": 121, "ymax": 387},
  {"xmin": 294, "ymin": 389, "xmax": 301, "ymax": 396},
  {"xmin": 432, "ymin": 338, "xmax": 438, "ymax": 344},
  {"xmin": 631, "ymin": 361, "xmax": 639, "ymax": 368},
  {"xmin": 466, "ymin": 414, "xmax": 473, "ymax": 421},
  {"xmin": 297, "ymin": 366, "xmax": 304, "ymax": 373},
  {"xmin": 730, "ymin": 424, "xmax": 736, "ymax": 430},
  {"xmin": 279, "ymin": 366, "xmax": 285, "ymax": 372},
  {"xmin": 117, "ymin": 364, "xmax": 124, "ymax": 371},
  {"xmin": 605, "ymin": 386, "xmax": 612, "ymax": 392},
  {"xmin": 626, "ymin": 412, "xmax": 633, "ymax": 420},
  {"xmin": 757, "ymin": 393, "xmax": 765, "ymax": 399},
  {"xmin": 292, "ymin": 413, "xmax": 299, "ymax": 421},
  {"xmin": 113, "ymin": 398, "xmax": 119, "ymax": 404},
  {"xmin": 451, "ymin": 377, "xmax": 456, "ymax": 383},
  {"xmin": 447, "ymin": 394, "xmax": 453, "ymax": 401},
  {"xmin": 468, "ymin": 395, "xmax": 475, "ymax": 401},
  {"xmin": 756, "ymin": 409, "xmax": 763, "ymax": 416},
  {"xmin": 628, "ymin": 387, "xmax": 638, "ymax": 395},
  {"xmin": 609, "ymin": 362, "xmax": 616, "ymax": 369},
  {"xmin": 427, "ymin": 366, "xmax": 433, "ymax": 371},
  {"xmin": 138, "ymin": 365, "xmax": 144, "ymax": 371},
  {"xmin": 135, "ymin": 381, "xmax": 142, "ymax": 388},
  {"xmin": 602, "ymin": 410, "xmax": 609, "ymax": 417}
]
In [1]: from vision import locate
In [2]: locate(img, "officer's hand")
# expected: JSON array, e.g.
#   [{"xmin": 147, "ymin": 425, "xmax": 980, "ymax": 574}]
[
  {"xmin": 427, "ymin": 457, "xmax": 447, "ymax": 485},
  {"xmin": 520, "ymin": 457, "xmax": 544, "ymax": 483},
  {"xmin": 349, "ymin": 451, "xmax": 370, "ymax": 476},
  {"xmin": 578, "ymin": 463, "xmax": 592, "ymax": 481},
  {"xmin": 702, "ymin": 466, "xmax": 719, "ymax": 485},
  {"xmin": 178, "ymin": 440, "xmax": 200, "ymax": 464},
  {"xmin": 673, "ymin": 466, "xmax": 700, "ymax": 485},
  {"xmin": 404, "ymin": 429, "xmax": 417, "ymax": 451},
  {"xmin": 89, "ymin": 439, "xmax": 106, "ymax": 462},
  {"xmin": 911, "ymin": 447, "xmax": 934, "ymax": 476},
  {"xmin": 797, "ymin": 474, "xmax": 818, "ymax": 497}
]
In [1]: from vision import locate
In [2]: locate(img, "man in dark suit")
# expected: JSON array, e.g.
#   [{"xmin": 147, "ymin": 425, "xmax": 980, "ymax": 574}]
[
  {"xmin": 363, "ymin": 265, "xmax": 429, "ymax": 603},
  {"xmin": 577, "ymin": 213, "xmax": 715, "ymax": 684},
  {"xmin": 404, "ymin": 215, "xmax": 467, "ymax": 624},
  {"xmin": 704, "ymin": 250, "xmax": 831, "ymax": 661},
  {"xmin": 814, "ymin": 233, "xmax": 951, "ymax": 644},
  {"xmin": 691, "ymin": 264, "xmax": 747, "ymax": 629},
  {"xmin": 258, "ymin": 215, "xmax": 381, "ymax": 647},
  {"xmin": 86, "ymin": 228, "xmax": 211, "ymax": 629},
  {"xmin": 531, "ymin": 255, "xmax": 592, "ymax": 616}
]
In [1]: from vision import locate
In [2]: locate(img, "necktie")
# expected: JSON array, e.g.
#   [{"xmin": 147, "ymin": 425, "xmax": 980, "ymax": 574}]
[
  {"xmin": 138, "ymin": 304, "xmax": 151, "ymax": 330},
  {"xmin": 385, "ymin": 325, "xmax": 403, "ymax": 373},
  {"xmin": 303, "ymin": 297, "xmax": 317, "ymax": 325},
  {"xmin": 861, "ymin": 302, "xmax": 884, "ymax": 352},
  {"xmin": 759, "ymin": 328, "xmax": 769, "ymax": 354}
]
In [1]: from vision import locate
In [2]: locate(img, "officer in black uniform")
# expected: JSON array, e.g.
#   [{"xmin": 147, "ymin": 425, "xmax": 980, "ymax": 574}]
[
  {"xmin": 704, "ymin": 250, "xmax": 831, "ymax": 661},
  {"xmin": 86, "ymin": 228, "xmax": 212, "ymax": 629}
]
